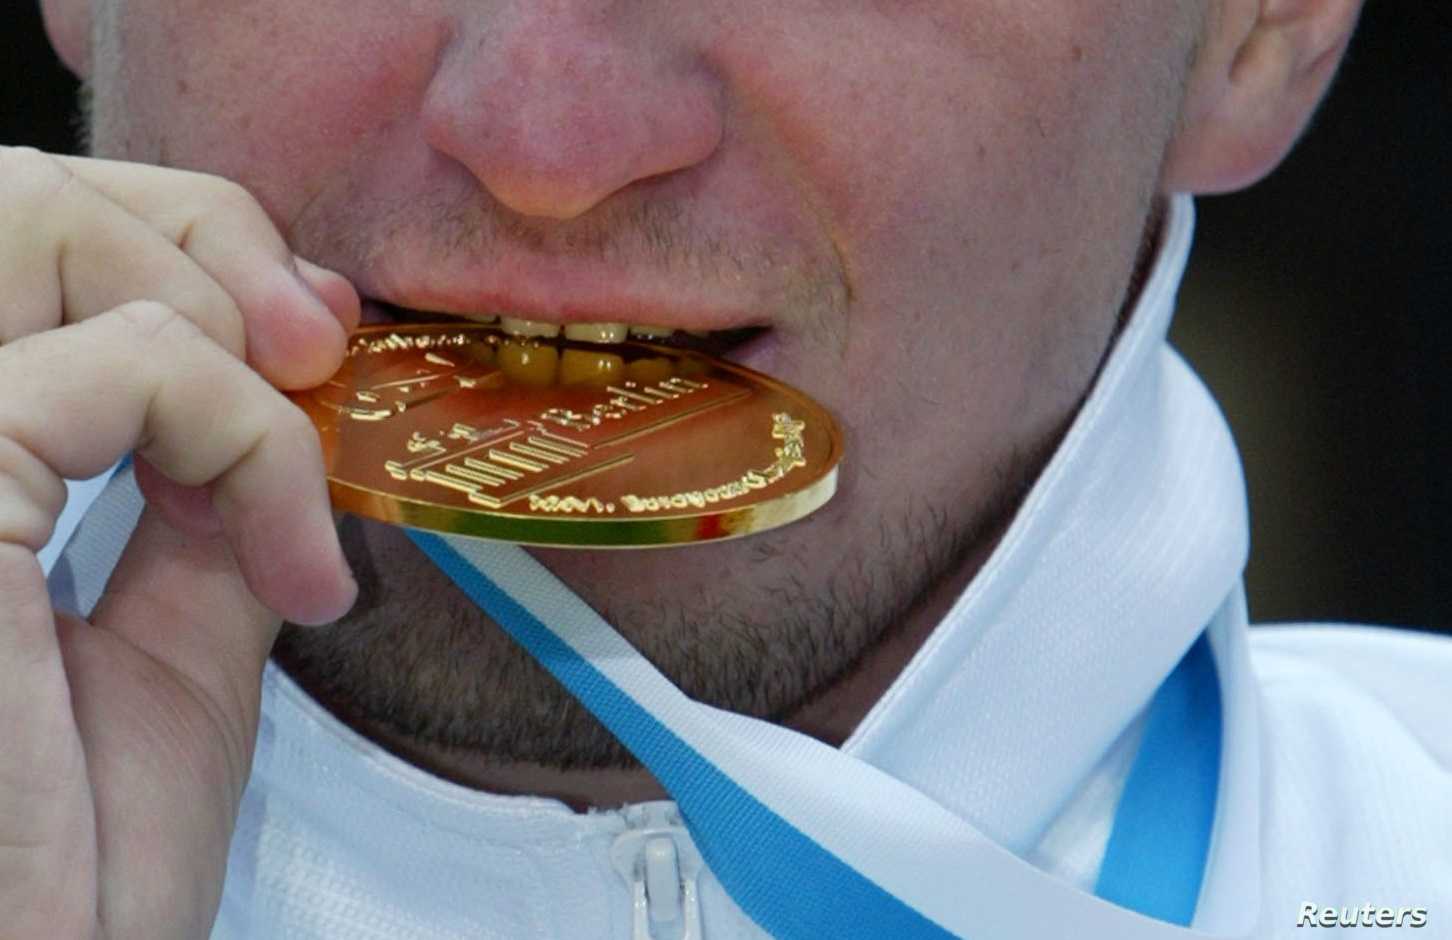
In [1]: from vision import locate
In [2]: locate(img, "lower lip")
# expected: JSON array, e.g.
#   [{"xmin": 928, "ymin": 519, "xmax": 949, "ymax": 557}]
[
  {"xmin": 359, "ymin": 299, "xmax": 396, "ymax": 326},
  {"xmin": 721, "ymin": 328, "xmax": 782, "ymax": 376}
]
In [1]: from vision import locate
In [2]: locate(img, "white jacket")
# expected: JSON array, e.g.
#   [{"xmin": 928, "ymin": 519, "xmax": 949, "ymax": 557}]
[{"xmin": 46, "ymin": 196, "xmax": 1452, "ymax": 939}]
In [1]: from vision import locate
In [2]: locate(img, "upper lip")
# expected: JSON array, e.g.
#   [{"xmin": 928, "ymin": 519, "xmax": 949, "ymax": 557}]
[{"xmin": 357, "ymin": 258, "xmax": 773, "ymax": 334}]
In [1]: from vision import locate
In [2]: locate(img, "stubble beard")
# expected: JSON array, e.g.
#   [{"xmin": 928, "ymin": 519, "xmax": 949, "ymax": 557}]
[
  {"xmin": 272, "ymin": 444, "xmax": 1046, "ymax": 772},
  {"xmin": 78, "ymin": 67, "xmax": 1165, "ymax": 778}
]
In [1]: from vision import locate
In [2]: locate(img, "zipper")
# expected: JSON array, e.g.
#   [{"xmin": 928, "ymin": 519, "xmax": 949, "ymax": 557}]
[{"xmin": 609, "ymin": 803, "xmax": 704, "ymax": 940}]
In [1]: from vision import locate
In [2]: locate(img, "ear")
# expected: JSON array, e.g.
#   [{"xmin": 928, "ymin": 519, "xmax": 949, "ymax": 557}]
[
  {"xmin": 1162, "ymin": 0, "xmax": 1364, "ymax": 194},
  {"xmin": 41, "ymin": 0, "xmax": 92, "ymax": 77}
]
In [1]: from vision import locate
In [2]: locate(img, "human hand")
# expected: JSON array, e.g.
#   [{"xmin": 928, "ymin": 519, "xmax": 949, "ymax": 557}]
[{"xmin": 0, "ymin": 147, "xmax": 358, "ymax": 938}]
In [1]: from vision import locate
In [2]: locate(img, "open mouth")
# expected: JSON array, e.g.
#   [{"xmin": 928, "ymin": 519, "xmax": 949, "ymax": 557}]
[{"xmin": 362, "ymin": 300, "xmax": 769, "ymax": 361}]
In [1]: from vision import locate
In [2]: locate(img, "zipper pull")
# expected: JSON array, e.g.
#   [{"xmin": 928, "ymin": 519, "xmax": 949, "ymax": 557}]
[{"xmin": 610, "ymin": 804, "xmax": 704, "ymax": 940}]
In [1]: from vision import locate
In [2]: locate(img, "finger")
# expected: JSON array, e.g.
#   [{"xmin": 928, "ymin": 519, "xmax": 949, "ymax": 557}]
[
  {"xmin": 0, "ymin": 301, "xmax": 355, "ymax": 624},
  {"xmin": 90, "ymin": 508, "xmax": 280, "ymax": 737},
  {"xmin": 0, "ymin": 379, "xmax": 97, "ymax": 936},
  {"xmin": 1, "ymin": 148, "xmax": 241, "ymax": 354},
  {"xmin": 0, "ymin": 148, "xmax": 346, "ymax": 389},
  {"xmin": 72, "ymin": 513, "xmax": 274, "ymax": 936},
  {"xmin": 52, "ymin": 154, "xmax": 360, "ymax": 382},
  {"xmin": 0, "ymin": 436, "xmax": 68, "ymax": 551},
  {"xmin": 0, "ymin": 547, "xmax": 97, "ymax": 939},
  {"xmin": 134, "ymin": 454, "xmax": 224, "ymax": 540},
  {"xmin": 295, "ymin": 256, "xmax": 361, "ymax": 333}
]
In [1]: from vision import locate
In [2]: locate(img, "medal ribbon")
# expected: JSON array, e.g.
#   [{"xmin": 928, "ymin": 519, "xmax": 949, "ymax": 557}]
[
  {"xmin": 412, "ymin": 531, "xmax": 1226, "ymax": 939},
  {"xmin": 50, "ymin": 194, "xmax": 1236, "ymax": 939}
]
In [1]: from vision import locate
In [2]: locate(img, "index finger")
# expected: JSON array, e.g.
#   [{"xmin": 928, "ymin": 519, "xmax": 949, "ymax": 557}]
[
  {"xmin": 0, "ymin": 301, "xmax": 354, "ymax": 623},
  {"xmin": 57, "ymin": 153, "xmax": 359, "ymax": 387}
]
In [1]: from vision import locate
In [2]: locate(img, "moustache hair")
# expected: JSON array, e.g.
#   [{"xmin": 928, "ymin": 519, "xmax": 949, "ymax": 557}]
[
  {"xmin": 299, "ymin": 172, "xmax": 772, "ymax": 285},
  {"xmin": 285, "ymin": 160, "xmax": 852, "ymax": 352}
]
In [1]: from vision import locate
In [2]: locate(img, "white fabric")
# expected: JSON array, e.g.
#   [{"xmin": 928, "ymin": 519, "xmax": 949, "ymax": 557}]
[
  {"xmin": 426, "ymin": 530, "xmax": 1224, "ymax": 940},
  {"xmin": 37, "ymin": 471, "xmax": 112, "ymax": 572},
  {"xmin": 45, "ymin": 195, "xmax": 1452, "ymax": 938}
]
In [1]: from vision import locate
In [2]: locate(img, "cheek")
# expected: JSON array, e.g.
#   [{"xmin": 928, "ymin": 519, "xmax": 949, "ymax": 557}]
[
  {"xmin": 724, "ymin": 3, "xmax": 1180, "ymax": 483},
  {"xmin": 110, "ymin": 1, "xmax": 445, "ymax": 223}
]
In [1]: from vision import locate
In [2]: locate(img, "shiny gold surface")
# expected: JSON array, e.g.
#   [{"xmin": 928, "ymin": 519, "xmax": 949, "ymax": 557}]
[{"xmin": 289, "ymin": 323, "xmax": 843, "ymax": 547}]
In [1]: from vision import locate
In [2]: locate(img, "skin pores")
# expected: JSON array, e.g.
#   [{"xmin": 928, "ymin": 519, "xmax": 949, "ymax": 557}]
[{"xmin": 78, "ymin": 0, "xmax": 1202, "ymax": 775}]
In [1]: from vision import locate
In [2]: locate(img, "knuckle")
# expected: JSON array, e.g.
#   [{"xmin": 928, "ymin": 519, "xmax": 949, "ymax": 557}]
[
  {"xmin": 0, "ymin": 543, "xmax": 44, "ymax": 601},
  {"xmin": 0, "ymin": 438, "xmax": 65, "ymax": 521},
  {"xmin": 0, "ymin": 489, "xmax": 54, "ymax": 551},
  {"xmin": 194, "ymin": 174, "xmax": 296, "ymax": 267},
  {"xmin": 0, "ymin": 146, "xmax": 75, "ymax": 211},
  {"xmin": 0, "ymin": 473, "xmax": 56, "ymax": 552},
  {"xmin": 216, "ymin": 296, "xmax": 249, "ymax": 357},
  {"xmin": 273, "ymin": 400, "xmax": 319, "ymax": 449},
  {"xmin": 205, "ymin": 175, "xmax": 268, "ymax": 225},
  {"xmin": 181, "ymin": 287, "xmax": 247, "ymax": 361},
  {"xmin": 169, "ymin": 287, "xmax": 247, "ymax": 363},
  {"xmin": 255, "ymin": 401, "xmax": 324, "ymax": 476},
  {"xmin": 110, "ymin": 299, "xmax": 202, "ymax": 345}
]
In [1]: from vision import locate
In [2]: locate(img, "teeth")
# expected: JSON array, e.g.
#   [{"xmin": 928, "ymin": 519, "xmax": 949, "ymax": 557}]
[
  {"xmin": 563, "ymin": 322, "xmax": 628, "ymax": 343},
  {"xmin": 497, "ymin": 340, "xmax": 559, "ymax": 388},
  {"xmin": 560, "ymin": 349, "xmax": 625, "ymax": 387},
  {"xmin": 493, "ymin": 318, "xmax": 722, "ymax": 345},
  {"xmin": 626, "ymin": 356, "xmax": 676, "ymax": 385},
  {"xmin": 501, "ymin": 317, "xmax": 561, "ymax": 338}
]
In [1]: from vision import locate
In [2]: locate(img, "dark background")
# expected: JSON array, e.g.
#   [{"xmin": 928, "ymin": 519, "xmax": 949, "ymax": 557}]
[{"xmin": 4, "ymin": 4, "xmax": 1449, "ymax": 631}]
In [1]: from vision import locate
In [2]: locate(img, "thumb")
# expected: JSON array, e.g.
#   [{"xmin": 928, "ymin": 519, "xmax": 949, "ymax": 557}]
[
  {"xmin": 90, "ymin": 507, "xmax": 283, "ymax": 736},
  {"xmin": 73, "ymin": 508, "xmax": 298, "ymax": 933}
]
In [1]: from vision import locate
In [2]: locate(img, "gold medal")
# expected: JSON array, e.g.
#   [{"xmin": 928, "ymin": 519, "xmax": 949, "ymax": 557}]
[{"xmin": 290, "ymin": 322, "xmax": 843, "ymax": 547}]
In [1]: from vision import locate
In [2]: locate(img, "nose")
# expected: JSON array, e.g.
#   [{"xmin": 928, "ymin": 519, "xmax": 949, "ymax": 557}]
[{"xmin": 422, "ymin": 8, "xmax": 724, "ymax": 220}]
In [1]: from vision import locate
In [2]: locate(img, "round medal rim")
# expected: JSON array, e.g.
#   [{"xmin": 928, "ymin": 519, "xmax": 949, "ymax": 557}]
[{"xmin": 304, "ymin": 322, "xmax": 844, "ymax": 548}]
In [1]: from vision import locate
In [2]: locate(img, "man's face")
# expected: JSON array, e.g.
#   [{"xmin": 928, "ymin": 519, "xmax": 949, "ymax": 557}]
[{"xmin": 78, "ymin": 1, "xmax": 1201, "ymax": 764}]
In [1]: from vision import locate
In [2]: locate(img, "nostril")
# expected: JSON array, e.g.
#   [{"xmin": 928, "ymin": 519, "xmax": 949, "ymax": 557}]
[{"xmin": 421, "ymin": 25, "xmax": 724, "ymax": 221}]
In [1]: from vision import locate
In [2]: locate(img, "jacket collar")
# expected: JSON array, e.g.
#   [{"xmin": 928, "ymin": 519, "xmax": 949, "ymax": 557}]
[
  {"xmin": 846, "ymin": 194, "xmax": 1251, "ymax": 857},
  {"xmin": 52, "ymin": 192, "xmax": 1263, "ymax": 935}
]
